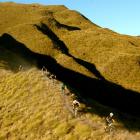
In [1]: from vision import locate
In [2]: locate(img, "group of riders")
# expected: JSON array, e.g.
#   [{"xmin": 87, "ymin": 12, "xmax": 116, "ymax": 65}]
[
  {"xmin": 61, "ymin": 83, "xmax": 115, "ymax": 133},
  {"xmin": 41, "ymin": 66, "xmax": 115, "ymax": 133},
  {"xmin": 41, "ymin": 66, "xmax": 56, "ymax": 80},
  {"xmin": 19, "ymin": 65, "xmax": 114, "ymax": 133}
]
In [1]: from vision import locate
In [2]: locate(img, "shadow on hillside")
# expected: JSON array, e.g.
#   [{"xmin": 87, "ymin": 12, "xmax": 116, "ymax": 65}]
[
  {"xmin": 0, "ymin": 33, "xmax": 140, "ymax": 131},
  {"xmin": 0, "ymin": 34, "xmax": 35, "ymax": 72},
  {"xmin": 34, "ymin": 23, "xmax": 79, "ymax": 55},
  {"xmin": 35, "ymin": 23, "xmax": 69, "ymax": 54},
  {"xmin": 34, "ymin": 23, "xmax": 106, "ymax": 80},
  {"xmin": 56, "ymin": 21, "xmax": 81, "ymax": 31},
  {"xmin": 72, "ymin": 57, "xmax": 106, "ymax": 80}
]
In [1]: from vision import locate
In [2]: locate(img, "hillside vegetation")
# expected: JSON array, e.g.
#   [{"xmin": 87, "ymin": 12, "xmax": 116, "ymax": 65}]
[
  {"xmin": 1, "ymin": 68, "xmax": 140, "ymax": 140},
  {"xmin": 0, "ymin": 2, "xmax": 140, "ymax": 139}
]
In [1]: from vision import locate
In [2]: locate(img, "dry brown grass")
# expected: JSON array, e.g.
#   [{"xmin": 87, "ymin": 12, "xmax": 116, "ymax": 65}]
[
  {"xmin": 1, "ymin": 2, "xmax": 140, "ymax": 92},
  {"xmin": 0, "ymin": 2, "xmax": 140, "ymax": 139},
  {"xmin": 0, "ymin": 68, "xmax": 140, "ymax": 140}
]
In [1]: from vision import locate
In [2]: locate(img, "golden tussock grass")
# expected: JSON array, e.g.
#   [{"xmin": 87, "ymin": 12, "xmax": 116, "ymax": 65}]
[{"xmin": 0, "ymin": 2, "xmax": 140, "ymax": 139}]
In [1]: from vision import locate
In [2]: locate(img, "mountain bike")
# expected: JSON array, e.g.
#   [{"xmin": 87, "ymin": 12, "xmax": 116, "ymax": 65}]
[{"xmin": 105, "ymin": 124, "xmax": 115, "ymax": 134}]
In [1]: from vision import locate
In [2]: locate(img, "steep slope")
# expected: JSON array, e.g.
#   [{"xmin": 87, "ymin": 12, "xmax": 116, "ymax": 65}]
[
  {"xmin": 0, "ymin": 2, "xmax": 140, "ymax": 115},
  {"xmin": 0, "ymin": 68, "xmax": 140, "ymax": 140},
  {"xmin": 1, "ymin": 2, "xmax": 140, "ymax": 139}
]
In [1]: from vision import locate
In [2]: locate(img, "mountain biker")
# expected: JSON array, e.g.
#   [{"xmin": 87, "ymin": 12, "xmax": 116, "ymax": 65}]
[
  {"xmin": 72, "ymin": 99, "xmax": 80, "ymax": 117},
  {"xmin": 61, "ymin": 83, "xmax": 66, "ymax": 94},
  {"xmin": 41, "ymin": 66, "xmax": 47, "ymax": 75},
  {"xmin": 18, "ymin": 65, "xmax": 23, "ymax": 71},
  {"xmin": 105, "ymin": 112, "xmax": 114, "ymax": 128}
]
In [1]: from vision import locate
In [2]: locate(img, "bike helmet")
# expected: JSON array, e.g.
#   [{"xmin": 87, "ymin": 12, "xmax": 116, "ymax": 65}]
[{"xmin": 110, "ymin": 112, "xmax": 114, "ymax": 117}]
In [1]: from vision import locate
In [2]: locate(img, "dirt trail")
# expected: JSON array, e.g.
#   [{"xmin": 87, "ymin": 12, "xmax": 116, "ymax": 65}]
[
  {"xmin": 42, "ymin": 70, "xmax": 103, "ymax": 130},
  {"xmin": 58, "ymin": 83, "xmax": 104, "ymax": 131}
]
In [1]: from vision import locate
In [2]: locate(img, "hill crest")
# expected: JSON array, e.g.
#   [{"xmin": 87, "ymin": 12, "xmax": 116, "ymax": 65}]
[{"xmin": 0, "ymin": 2, "xmax": 140, "ymax": 116}]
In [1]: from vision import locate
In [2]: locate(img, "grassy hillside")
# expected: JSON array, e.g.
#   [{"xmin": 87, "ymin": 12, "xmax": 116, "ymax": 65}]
[
  {"xmin": 1, "ymin": 2, "xmax": 140, "ymax": 92},
  {"xmin": 0, "ymin": 2, "xmax": 140, "ymax": 139},
  {"xmin": 0, "ymin": 68, "xmax": 140, "ymax": 140}
]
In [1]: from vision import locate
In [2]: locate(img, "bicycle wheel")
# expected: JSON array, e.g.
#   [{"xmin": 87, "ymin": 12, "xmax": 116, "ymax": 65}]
[{"xmin": 105, "ymin": 125, "xmax": 115, "ymax": 133}]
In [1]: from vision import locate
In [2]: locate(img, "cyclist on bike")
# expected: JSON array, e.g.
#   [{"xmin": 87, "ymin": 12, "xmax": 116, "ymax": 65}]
[
  {"xmin": 61, "ymin": 83, "xmax": 66, "ymax": 94},
  {"xmin": 72, "ymin": 99, "xmax": 80, "ymax": 117},
  {"xmin": 105, "ymin": 112, "xmax": 115, "ymax": 132},
  {"xmin": 106, "ymin": 112, "xmax": 114, "ymax": 127},
  {"xmin": 19, "ymin": 65, "xmax": 23, "ymax": 71}
]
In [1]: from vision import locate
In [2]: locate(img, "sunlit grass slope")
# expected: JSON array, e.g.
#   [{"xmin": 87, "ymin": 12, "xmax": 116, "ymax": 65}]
[
  {"xmin": 0, "ymin": 2, "xmax": 140, "ymax": 140},
  {"xmin": 1, "ymin": 2, "xmax": 140, "ymax": 92},
  {"xmin": 0, "ymin": 68, "xmax": 140, "ymax": 140}
]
